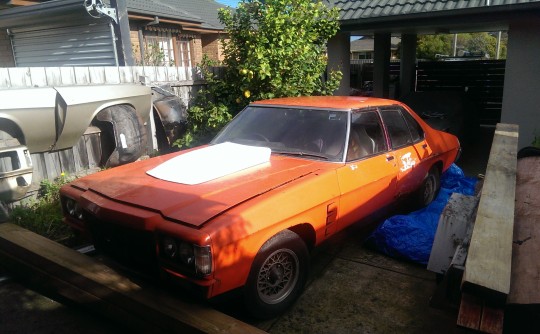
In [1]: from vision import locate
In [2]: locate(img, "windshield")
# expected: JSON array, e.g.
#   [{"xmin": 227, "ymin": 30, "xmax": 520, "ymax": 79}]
[{"xmin": 212, "ymin": 106, "xmax": 348, "ymax": 162}]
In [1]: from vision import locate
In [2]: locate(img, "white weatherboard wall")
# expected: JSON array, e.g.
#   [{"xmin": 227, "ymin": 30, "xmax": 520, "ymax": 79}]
[{"xmin": 501, "ymin": 19, "xmax": 540, "ymax": 149}]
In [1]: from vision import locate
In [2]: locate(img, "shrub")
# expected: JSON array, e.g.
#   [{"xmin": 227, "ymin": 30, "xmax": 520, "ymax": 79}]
[{"xmin": 9, "ymin": 174, "xmax": 73, "ymax": 242}]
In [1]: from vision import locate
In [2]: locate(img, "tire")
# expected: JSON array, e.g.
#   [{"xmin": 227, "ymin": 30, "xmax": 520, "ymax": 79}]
[
  {"xmin": 244, "ymin": 230, "xmax": 309, "ymax": 319},
  {"xmin": 416, "ymin": 166, "xmax": 441, "ymax": 208},
  {"xmin": 93, "ymin": 105, "xmax": 147, "ymax": 168}
]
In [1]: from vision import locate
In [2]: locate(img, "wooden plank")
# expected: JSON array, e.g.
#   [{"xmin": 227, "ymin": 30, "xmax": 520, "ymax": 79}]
[
  {"xmin": 480, "ymin": 302, "xmax": 504, "ymax": 334},
  {"xmin": 45, "ymin": 67, "xmax": 63, "ymax": 86},
  {"xmin": 88, "ymin": 67, "xmax": 106, "ymax": 84},
  {"xmin": 427, "ymin": 193, "xmax": 479, "ymax": 274},
  {"xmin": 74, "ymin": 67, "xmax": 91, "ymax": 85},
  {"xmin": 457, "ymin": 293, "xmax": 482, "ymax": 330},
  {"xmin": 28, "ymin": 67, "xmax": 48, "ymax": 87},
  {"xmin": 118, "ymin": 66, "xmax": 135, "ymax": 84},
  {"xmin": 508, "ymin": 156, "xmax": 540, "ymax": 304},
  {"xmin": 59, "ymin": 67, "xmax": 76, "ymax": 85},
  {"xmin": 0, "ymin": 223, "xmax": 265, "ymax": 334},
  {"xmin": 104, "ymin": 67, "xmax": 121, "ymax": 84},
  {"xmin": 7, "ymin": 67, "xmax": 32, "ymax": 87},
  {"xmin": 0, "ymin": 68, "xmax": 10, "ymax": 88},
  {"xmin": 462, "ymin": 123, "xmax": 518, "ymax": 302}
]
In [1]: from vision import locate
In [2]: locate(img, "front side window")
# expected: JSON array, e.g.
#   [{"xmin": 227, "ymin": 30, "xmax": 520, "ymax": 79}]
[{"xmin": 347, "ymin": 110, "xmax": 387, "ymax": 161}]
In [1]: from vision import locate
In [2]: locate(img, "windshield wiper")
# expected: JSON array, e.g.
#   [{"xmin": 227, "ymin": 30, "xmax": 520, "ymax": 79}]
[{"xmin": 273, "ymin": 150, "xmax": 329, "ymax": 160}]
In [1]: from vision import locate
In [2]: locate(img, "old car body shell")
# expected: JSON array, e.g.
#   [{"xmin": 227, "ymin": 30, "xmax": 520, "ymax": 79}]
[
  {"xmin": 0, "ymin": 84, "xmax": 151, "ymax": 153},
  {"xmin": 61, "ymin": 96, "xmax": 460, "ymax": 298}
]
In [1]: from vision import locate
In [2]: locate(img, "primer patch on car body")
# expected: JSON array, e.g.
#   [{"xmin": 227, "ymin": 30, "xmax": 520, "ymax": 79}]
[{"xmin": 147, "ymin": 142, "xmax": 271, "ymax": 185}]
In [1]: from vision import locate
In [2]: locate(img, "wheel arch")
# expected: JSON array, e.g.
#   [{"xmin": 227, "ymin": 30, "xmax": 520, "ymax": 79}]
[
  {"xmin": 0, "ymin": 118, "xmax": 25, "ymax": 145},
  {"xmin": 288, "ymin": 223, "xmax": 316, "ymax": 252}
]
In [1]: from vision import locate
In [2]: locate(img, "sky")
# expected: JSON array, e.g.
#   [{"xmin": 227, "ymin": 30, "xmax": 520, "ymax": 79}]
[{"xmin": 215, "ymin": 0, "xmax": 239, "ymax": 8}]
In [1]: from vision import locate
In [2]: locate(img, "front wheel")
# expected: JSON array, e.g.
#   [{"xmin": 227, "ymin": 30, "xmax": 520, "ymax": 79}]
[
  {"xmin": 416, "ymin": 166, "xmax": 441, "ymax": 208},
  {"xmin": 244, "ymin": 230, "xmax": 309, "ymax": 319}
]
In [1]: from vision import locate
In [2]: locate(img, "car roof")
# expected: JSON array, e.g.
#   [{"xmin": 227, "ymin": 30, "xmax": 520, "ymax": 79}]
[{"xmin": 251, "ymin": 96, "xmax": 402, "ymax": 110}]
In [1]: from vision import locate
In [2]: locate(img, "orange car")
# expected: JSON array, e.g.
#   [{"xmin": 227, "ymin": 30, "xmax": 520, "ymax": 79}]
[{"xmin": 60, "ymin": 96, "xmax": 460, "ymax": 318}]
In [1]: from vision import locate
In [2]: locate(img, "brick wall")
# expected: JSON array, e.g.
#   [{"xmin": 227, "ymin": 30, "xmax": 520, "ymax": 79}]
[
  {"xmin": 192, "ymin": 37, "xmax": 203, "ymax": 66},
  {"xmin": 129, "ymin": 24, "xmax": 142, "ymax": 65},
  {"xmin": 0, "ymin": 29, "xmax": 15, "ymax": 67},
  {"xmin": 201, "ymin": 34, "xmax": 225, "ymax": 62}
]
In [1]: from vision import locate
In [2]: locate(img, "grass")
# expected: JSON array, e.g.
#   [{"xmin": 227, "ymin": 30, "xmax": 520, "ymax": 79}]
[{"xmin": 9, "ymin": 174, "xmax": 74, "ymax": 243}]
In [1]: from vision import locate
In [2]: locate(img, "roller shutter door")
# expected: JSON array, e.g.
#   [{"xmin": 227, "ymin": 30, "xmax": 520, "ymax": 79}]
[{"xmin": 10, "ymin": 15, "xmax": 117, "ymax": 67}]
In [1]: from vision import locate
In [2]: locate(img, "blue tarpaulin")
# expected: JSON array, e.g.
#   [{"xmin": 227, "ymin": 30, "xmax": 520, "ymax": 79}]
[{"xmin": 365, "ymin": 164, "xmax": 477, "ymax": 265}]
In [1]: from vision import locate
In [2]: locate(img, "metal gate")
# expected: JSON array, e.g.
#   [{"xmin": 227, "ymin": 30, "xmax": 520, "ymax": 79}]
[{"xmin": 10, "ymin": 15, "xmax": 117, "ymax": 67}]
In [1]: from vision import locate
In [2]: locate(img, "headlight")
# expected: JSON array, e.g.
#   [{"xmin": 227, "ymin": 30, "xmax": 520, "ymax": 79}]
[
  {"xmin": 178, "ymin": 242, "xmax": 194, "ymax": 265},
  {"xmin": 160, "ymin": 236, "xmax": 212, "ymax": 277},
  {"xmin": 65, "ymin": 198, "xmax": 84, "ymax": 220},
  {"xmin": 162, "ymin": 237, "xmax": 178, "ymax": 258}
]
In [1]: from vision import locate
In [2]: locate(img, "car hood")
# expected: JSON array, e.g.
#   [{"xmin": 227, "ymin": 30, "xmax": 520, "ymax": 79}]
[{"xmin": 73, "ymin": 152, "xmax": 329, "ymax": 227}]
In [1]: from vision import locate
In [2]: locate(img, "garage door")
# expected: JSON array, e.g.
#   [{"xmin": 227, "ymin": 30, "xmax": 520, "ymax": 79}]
[{"xmin": 10, "ymin": 16, "xmax": 117, "ymax": 67}]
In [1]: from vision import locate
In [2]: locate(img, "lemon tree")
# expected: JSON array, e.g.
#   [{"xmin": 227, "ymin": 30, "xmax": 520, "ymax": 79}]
[{"xmin": 218, "ymin": 0, "xmax": 342, "ymax": 107}]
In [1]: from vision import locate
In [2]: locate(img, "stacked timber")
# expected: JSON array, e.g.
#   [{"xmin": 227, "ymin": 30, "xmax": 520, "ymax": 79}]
[
  {"xmin": 0, "ymin": 223, "xmax": 265, "ymax": 334},
  {"xmin": 458, "ymin": 123, "xmax": 519, "ymax": 334},
  {"xmin": 505, "ymin": 155, "xmax": 540, "ymax": 332}
]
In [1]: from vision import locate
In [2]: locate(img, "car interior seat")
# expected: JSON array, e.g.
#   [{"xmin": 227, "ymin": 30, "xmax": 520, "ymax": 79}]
[{"xmin": 347, "ymin": 126, "xmax": 375, "ymax": 161}]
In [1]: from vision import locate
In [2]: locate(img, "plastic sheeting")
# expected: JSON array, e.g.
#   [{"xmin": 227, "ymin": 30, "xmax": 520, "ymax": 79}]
[{"xmin": 365, "ymin": 164, "xmax": 477, "ymax": 265}]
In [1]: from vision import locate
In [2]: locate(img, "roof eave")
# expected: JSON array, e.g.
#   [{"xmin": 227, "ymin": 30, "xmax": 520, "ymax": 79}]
[{"xmin": 340, "ymin": 4, "xmax": 540, "ymax": 34}]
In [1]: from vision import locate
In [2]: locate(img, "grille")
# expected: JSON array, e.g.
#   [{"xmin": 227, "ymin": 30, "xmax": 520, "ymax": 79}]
[{"xmin": 86, "ymin": 213, "xmax": 158, "ymax": 276}]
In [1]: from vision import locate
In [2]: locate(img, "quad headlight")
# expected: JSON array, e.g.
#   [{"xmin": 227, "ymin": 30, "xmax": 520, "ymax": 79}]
[
  {"xmin": 64, "ymin": 198, "xmax": 84, "ymax": 221},
  {"xmin": 160, "ymin": 236, "xmax": 212, "ymax": 276}
]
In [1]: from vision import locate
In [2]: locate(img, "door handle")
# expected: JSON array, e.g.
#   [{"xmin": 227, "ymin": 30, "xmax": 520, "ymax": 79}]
[
  {"xmin": 422, "ymin": 144, "xmax": 428, "ymax": 149},
  {"xmin": 386, "ymin": 155, "xmax": 395, "ymax": 161}
]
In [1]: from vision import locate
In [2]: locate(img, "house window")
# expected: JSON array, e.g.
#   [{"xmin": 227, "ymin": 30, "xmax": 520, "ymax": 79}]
[
  {"xmin": 143, "ymin": 29, "xmax": 194, "ymax": 67},
  {"xmin": 145, "ymin": 31, "xmax": 175, "ymax": 66},
  {"xmin": 176, "ymin": 38, "xmax": 192, "ymax": 67}
]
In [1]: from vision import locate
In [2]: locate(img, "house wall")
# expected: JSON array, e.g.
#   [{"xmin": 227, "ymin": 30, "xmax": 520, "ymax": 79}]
[
  {"xmin": 0, "ymin": 29, "xmax": 14, "ymax": 67},
  {"xmin": 129, "ymin": 24, "xmax": 142, "ymax": 64},
  {"xmin": 192, "ymin": 37, "xmax": 203, "ymax": 66},
  {"xmin": 127, "ymin": 22, "xmax": 220, "ymax": 67},
  {"xmin": 201, "ymin": 34, "xmax": 224, "ymax": 62},
  {"xmin": 501, "ymin": 19, "xmax": 540, "ymax": 149}
]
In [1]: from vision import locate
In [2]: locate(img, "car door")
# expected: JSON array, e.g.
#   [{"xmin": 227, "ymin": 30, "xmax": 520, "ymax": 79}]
[
  {"xmin": 336, "ymin": 109, "xmax": 398, "ymax": 230},
  {"xmin": 379, "ymin": 106, "xmax": 429, "ymax": 196}
]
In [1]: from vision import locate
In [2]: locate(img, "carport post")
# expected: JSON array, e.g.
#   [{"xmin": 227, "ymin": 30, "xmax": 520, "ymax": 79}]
[
  {"xmin": 327, "ymin": 32, "xmax": 351, "ymax": 96},
  {"xmin": 110, "ymin": 0, "xmax": 134, "ymax": 66},
  {"xmin": 400, "ymin": 33, "xmax": 417, "ymax": 98},
  {"xmin": 373, "ymin": 33, "xmax": 391, "ymax": 98}
]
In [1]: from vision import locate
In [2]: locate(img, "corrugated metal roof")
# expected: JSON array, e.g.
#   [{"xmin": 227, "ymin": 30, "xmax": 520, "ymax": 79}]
[
  {"xmin": 126, "ymin": 0, "xmax": 226, "ymax": 30},
  {"xmin": 334, "ymin": 0, "xmax": 540, "ymax": 21}
]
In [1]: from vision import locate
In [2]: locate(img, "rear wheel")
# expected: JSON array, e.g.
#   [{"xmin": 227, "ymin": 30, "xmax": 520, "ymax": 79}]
[
  {"xmin": 244, "ymin": 230, "xmax": 309, "ymax": 319},
  {"xmin": 416, "ymin": 166, "xmax": 440, "ymax": 207}
]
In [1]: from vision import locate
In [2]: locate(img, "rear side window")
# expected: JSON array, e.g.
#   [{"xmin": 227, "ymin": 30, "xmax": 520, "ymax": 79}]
[
  {"xmin": 401, "ymin": 108, "xmax": 424, "ymax": 142},
  {"xmin": 380, "ymin": 108, "xmax": 412, "ymax": 149}
]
